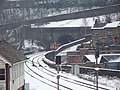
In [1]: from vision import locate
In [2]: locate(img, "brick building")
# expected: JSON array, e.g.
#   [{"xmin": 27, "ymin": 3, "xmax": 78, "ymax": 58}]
[{"xmin": 92, "ymin": 21, "xmax": 120, "ymax": 50}]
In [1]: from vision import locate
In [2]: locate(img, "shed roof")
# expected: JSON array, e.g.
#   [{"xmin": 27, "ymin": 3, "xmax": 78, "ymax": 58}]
[
  {"xmin": 104, "ymin": 21, "xmax": 120, "ymax": 28},
  {"xmin": 84, "ymin": 55, "xmax": 102, "ymax": 64},
  {"xmin": 91, "ymin": 22, "xmax": 106, "ymax": 30},
  {"xmin": 84, "ymin": 54, "xmax": 120, "ymax": 64},
  {"xmin": 91, "ymin": 21, "xmax": 120, "ymax": 30},
  {"xmin": 0, "ymin": 40, "xmax": 26, "ymax": 65}
]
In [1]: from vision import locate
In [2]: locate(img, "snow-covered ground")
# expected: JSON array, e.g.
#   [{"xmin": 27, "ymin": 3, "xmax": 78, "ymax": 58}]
[
  {"xmin": 24, "ymin": 51, "xmax": 120, "ymax": 90},
  {"xmin": 24, "ymin": 41, "xmax": 120, "ymax": 90}
]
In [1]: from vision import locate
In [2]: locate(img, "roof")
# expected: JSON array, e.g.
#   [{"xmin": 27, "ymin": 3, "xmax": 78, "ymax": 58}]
[
  {"xmin": 84, "ymin": 55, "xmax": 102, "ymax": 64},
  {"xmin": 0, "ymin": 40, "xmax": 27, "ymax": 65},
  {"xmin": 91, "ymin": 21, "xmax": 120, "ymax": 30},
  {"xmin": 84, "ymin": 54, "xmax": 120, "ymax": 64},
  {"xmin": 91, "ymin": 21, "xmax": 106, "ymax": 30},
  {"xmin": 104, "ymin": 21, "xmax": 120, "ymax": 28},
  {"xmin": 31, "ymin": 18, "xmax": 94, "ymax": 28},
  {"xmin": 109, "ymin": 57, "xmax": 120, "ymax": 62},
  {"xmin": 94, "ymin": 22, "xmax": 106, "ymax": 28}
]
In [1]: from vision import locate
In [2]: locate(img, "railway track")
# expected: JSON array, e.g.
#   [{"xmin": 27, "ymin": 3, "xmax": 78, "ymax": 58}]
[
  {"xmin": 25, "ymin": 61, "xmax": 73, "ymax": 90},
  {"xmin": 26, "ymin": 53, "xmax": 110, "ymax": 90}
]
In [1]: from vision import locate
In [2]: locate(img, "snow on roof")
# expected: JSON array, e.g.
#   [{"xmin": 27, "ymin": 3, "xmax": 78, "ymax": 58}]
[
  {"xmin": 85, "ymin": 54, "xmax": 120, "ymax": 64},
  {"xmin": 91, "ymin": 21, "xmax": 120, "ymax": 30},
  {"xmin": 109, "ymin": 57, "xmax": 120, "ymax": 62},
  {"xmin": 84, "ymin": 54, "xmax": 101, "ymax": 64},
  {"xmin": 104, "ymin": 21, "xmax": 120, "ymax": 28},
  {"xmin": 31, "ymin": 18, "xmax": 94, "ymax": 28},
  {"xmin": 91, "ymin": 27, "xmax": 104, "ymax": 30},
  {"xmin": 101, "ymin": 54, "xmax": 120, "ymax": 56},
  {"xmin": 83, "ymin": 40, "xmax": 92, "ymax": 44}
]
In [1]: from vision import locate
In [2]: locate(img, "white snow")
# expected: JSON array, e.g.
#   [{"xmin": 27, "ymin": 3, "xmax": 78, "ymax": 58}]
[
  {"xmin": 85, "ymin": 54, "xmax": 120, "ymax": 63},
  {"xmin": 31, "ymin": 18, "xmax": 94, "ymax": 28},
  {"xmin": 104, "ymin": 21, "xmax": 120, "ymax": 28},
  {"xmin": 109, "ymin": 57, "xmax": 120, "ymax": 62},
  {"xmin": 56, "ymin": 38, "xmax": 85, "ymax": 52},
  {"xmin": 91, "ymin": 21, "xmax": 120, "ymax": 29},
  {"xmin": 24, "ymin": 11, "xmax": 120, "ymax": 90},
  {"xmin": 25, "ymin": 52, "xmax": 113, "ymax": 90},
  {"xmin": 22, "ymin": 40, "xmax": 44, "ymax": 51},
  {"xmin": 24, "ymin": 39, "xmax": 120, "ymax": 90},
  {"xmin": 84, "ymin": 54, "xmax": 102, "ymax": 64}
]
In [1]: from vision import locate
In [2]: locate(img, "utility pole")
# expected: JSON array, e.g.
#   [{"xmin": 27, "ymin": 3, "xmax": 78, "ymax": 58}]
[
  {"xmin": 55, "ymin": 56, "xmax": 61, "ymax": 90},
  {"xmin": 95, "ymin": 46, "xmax": 99, "ymax": 90},
  {"xmin": 94, "ymin": 30, "xmax": 100, "ymax": 90},
  {"xmin": 57, "ymin": 65, "xmax": 60, "ymax": 90},
  {"xmin": 95, "ymin": 67, "xmax": 99, "ymax": 90}
]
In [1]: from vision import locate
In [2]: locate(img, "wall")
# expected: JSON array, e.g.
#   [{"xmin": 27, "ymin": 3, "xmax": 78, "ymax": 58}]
[
  {"xmin": 92, "ymin": 27, "xmax": 120, "ymax": 48},
  {"xmin": 10, "ymin": 62, "xmax": 24, "ymax": 90},
  {"xmin": 0, "ymin": 60, "xmax": 6, "ymax": 90},
  {"xmin": 68, "ymin": 55, "xmax": 81, "ymax": 63}
]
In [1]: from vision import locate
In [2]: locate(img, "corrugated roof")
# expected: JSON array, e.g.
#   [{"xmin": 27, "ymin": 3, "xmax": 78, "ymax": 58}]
[{"xmin": 0, "ymin": 40, "xmax": 27, "ymax": 64}]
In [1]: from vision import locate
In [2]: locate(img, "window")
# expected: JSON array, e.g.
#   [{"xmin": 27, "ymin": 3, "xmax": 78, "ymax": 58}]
[
  {"xmin": 107, "ymin": 31, "xmax": 112, "ymax": 36},
  {"xmin": 0, "ymin": 69, "xmax": 5, "ymax": 80}
]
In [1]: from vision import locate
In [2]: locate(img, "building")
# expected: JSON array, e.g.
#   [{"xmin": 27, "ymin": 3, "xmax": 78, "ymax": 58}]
[
  {"xmin": 67, "ymin": 51, "xmax": 81, "ymax": 64},
  {"xmin": 83, "ymin": 54, "xmax": 120, "ymax": 69},
  {"xmin": 0, "ymin": 40, "xmax": 27, "ymax": 90},
  {"xmin": 91, "ymin": 21, "xmax": 120, "ymax": 51}
]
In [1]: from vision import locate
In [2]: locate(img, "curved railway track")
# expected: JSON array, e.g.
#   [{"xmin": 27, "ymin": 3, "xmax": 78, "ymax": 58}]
[
  {"xmin": 25, "ymin": 61, "xmax": 73, "ymax": 90},
  {"xmin": 37, "ymin": 60, "xmax": 109, "ymax": 90},
  {"xmin": 27, "ymin": 61, "xmax": 96, "ymax": 90},
  {"xmin": 25, "ymin": 70, "xmax": 57, "ymax": 89},
  {"xmin": 26, "ymin": 53, "xmax": 110, "ymax": 90}
]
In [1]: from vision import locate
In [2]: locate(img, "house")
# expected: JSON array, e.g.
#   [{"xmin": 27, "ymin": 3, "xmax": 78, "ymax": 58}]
[
  {"xmin": 0, "ymin": 40, "xmax": 27, "ymax": 90},
  {"xmin": 91, "ymin": 21, "xmax": 120, "ymax": 51},
  {"xmin": 83, "ymin": 54, "xmax": 120, "ymax": 69}
]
